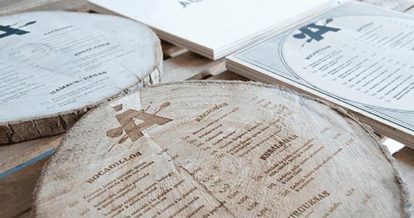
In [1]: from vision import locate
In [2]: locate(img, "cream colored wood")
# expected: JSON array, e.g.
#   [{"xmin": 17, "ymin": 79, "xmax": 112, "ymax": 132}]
[
  {"xmin": 0, "ymin": 158, "xmax": 47, "ymax": 218},
  {"xmin": 0, "ymin": 11, "xmax": 162, "ymax": 144},
  {"xmin": 161, "ymin": 41, "xmax": 188, "ymax": 59},
  {"xmin": 0, "ymin": 135, "xmax": 62, "ymax": 174},
  {"xmin": 383, "ymin": 138, "xmax": 405, "ymax": 155},
  {"xmin": 394, "ymin": 147, "xmax": 414, "ymax": 205},
  {"xmin": 208, "ymin": 71, "xmax": 249, "ymax": 81},
  {"xmin": 35, "ymin": 81, "xmax": 410, "ymax": 217},
  {"xmin": 163, "ymin": 53, "xmax": 226, "ymax": 82}
]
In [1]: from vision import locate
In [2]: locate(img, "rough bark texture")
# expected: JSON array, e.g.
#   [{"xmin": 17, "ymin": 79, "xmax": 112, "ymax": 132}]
[
  {"xmin": 0, "ymin": 11, "xmax": 163, "ymax": 145},
  {"xmin": 35, "ymin": 81, "xmax": 410, "ymax": 217}
]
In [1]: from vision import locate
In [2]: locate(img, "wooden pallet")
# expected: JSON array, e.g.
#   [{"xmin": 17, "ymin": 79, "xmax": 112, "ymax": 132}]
[{"xmin": 1, "ymin": 0, "xmax": 414, "ymax": 217}]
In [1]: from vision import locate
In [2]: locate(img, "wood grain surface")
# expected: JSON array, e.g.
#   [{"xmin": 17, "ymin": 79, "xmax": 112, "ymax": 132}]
[
  {"xmin": 0, "ymin": 159, "xmax": 48, "ymax": 218},
  {"xmin": 163, "ymin": 52, "xmax": 226, "ymax": 82},
  {"xmin": 35, "ymin": 81, "xmax": 410, "ymax": 217},
  {"xmin": 394, "ymin": 147, "xmax": 414, "ymax": 205},
  {"xmin": 1, "ymin": 0, "xmax": 414, "ymax": 217}
]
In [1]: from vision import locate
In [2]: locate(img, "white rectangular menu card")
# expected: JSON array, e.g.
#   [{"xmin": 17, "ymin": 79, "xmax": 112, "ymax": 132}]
[{"xmin": 88, "ymin": 0, "xmax": 341, "ymax": 60}]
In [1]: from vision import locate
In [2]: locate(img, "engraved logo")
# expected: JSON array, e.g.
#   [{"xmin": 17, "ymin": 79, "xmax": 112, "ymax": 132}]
[
  {"xmin": 0, "ymin": 21, "xmax": 36, "ymax": 39},
  {"xmin": 107, "ymin": 102, "xmax": 172, "ymax": 145},
  {"xmin": 293, "ymin": 18, "xmax": 340, "ymax": 46}
]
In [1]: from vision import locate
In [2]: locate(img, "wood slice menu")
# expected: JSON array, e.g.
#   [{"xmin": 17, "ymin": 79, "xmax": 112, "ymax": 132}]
[
  {"xmin": 0, "ymin": 11, "xmax": 162, "ymax": 145},
  {"xmin": 35, "ymin": 81, "xmax": 410, "ymax": 218}
]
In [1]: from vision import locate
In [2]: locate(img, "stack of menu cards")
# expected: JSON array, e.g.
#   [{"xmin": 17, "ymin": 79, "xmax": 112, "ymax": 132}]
[
  {"xmin": 88, "ymin": 0, "xmax": 342, "ymax": 60},
  {"xmin": 227, "ymin": 1, "xmax": 414, "ymax": 147}
]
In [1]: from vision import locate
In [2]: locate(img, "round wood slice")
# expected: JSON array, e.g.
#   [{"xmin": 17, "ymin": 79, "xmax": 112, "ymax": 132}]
[
  {"xmin": 0, "ymin": 11, "xmax": 162, "ymax": 145},
  {"xmin": 35, "ymin": 81, "xmax": 410, "ymax": 217}
]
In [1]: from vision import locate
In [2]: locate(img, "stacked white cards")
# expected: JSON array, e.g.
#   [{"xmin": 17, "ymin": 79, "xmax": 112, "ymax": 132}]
[
  {"xmin": 227, "ymin": 1, "xmax": 414, "ymax": 146},
  {"xmin": 88, "ymin": 0, "xmax": 342, "ymax": 60}
]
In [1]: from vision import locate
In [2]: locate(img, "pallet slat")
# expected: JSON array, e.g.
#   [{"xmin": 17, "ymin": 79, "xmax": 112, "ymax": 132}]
[
  {"xmin": 208, "ymin": 71, "xmax": 249, "ymax": 81},
  {"xmin": 163, "ymin": 52, "xmax": 226, "ymax": 82},
  {"xmin": 0, "ymin": 159, "xmax": 47, "ymax": 218},
  {"xmin": 0, "ymin": 135, "xmax": 62, "ymax": 179},
  {"xmin": 394, "ymin": 147, "xmax": 414, "ymax": 204},
  {"xmin": 161, "ymin": 41, "xmax": 188, "ymax": 59}
]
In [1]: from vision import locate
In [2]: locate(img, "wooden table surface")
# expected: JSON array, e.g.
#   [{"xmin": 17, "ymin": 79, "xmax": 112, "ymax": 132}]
[{"xmin": 0, "ymin": 0, "xmax": 414, "ymax": 217}]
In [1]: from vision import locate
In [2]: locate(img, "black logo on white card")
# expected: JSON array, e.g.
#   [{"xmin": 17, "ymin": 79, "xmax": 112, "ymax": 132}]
[
  {"xmin": 293, "ymin": 18, "xmax": 340, "ymax": 46},
  {"xmin": 0, "ymin": 21, "xmax": 36, "ymax": 39}
]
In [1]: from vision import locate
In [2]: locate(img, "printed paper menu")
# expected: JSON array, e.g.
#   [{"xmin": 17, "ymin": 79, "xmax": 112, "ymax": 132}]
[{"xmin": 228, "ymin": 1, "xmax": 414, "ymax": 144}]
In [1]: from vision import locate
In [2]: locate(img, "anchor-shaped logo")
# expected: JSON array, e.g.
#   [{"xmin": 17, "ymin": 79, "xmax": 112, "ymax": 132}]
[
  {"xmin": 293, "ymin": 18, "xmax": 340, "ymax": 46},
  {"xmin": 0, "ymin": 21, "xmax": 36, "ymax": 39},
  {"xmin": 106, "ymin": 102, "xmax": 172, "ymax": 146}
]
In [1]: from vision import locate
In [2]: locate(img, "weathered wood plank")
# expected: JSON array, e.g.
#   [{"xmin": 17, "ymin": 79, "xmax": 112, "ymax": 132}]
[
  {"xmin": 0, "ymin": 158, "xmax": 47, "ymax": 218},
  {"xmin": 394, "ymin": 147, "xmax": 414, "ymax": 204},
  {"xmin": 207, "ymin": 71, "xmax": 249, "ymax": 81},
  {"xmin": 161, "ymin": 41, "xmax": 188, "ymax": 59},
  {"xmin": 382, "ymin": 138, "xmax": 405, "ymax": 155},
  {"xmin": 163, "ymin": 52, "xmax": 226, "ymax": 82},
  {"xmin": 0, "ymin": 135, "xmax": 61, "ymax": 178}
]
